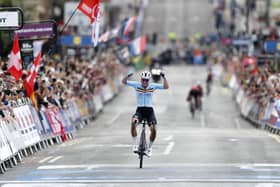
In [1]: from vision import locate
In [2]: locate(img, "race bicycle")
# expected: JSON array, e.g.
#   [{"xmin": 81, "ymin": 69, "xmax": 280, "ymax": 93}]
[
  {"xmin": 189, "ymin": 97, "xmax": 202, "ymax": 118},
  {"xmin": 134, "ymin": 119, "xmax": 148, "ymax": 168},
  {"xmin": 206, "ymin": 81, "xmax": 212, "ymax": 96},
  {"xmin": 190, "ymin": 97, "xmax": 196, "ymax": 118}
]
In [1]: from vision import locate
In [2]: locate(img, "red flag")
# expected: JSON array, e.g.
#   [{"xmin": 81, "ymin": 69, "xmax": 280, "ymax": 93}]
[
  {"xmin": 78, "ymin": 0, "xmax": 99, "ymax": 23},
  {"xmin": 23, "ymin": 52, "xmax": 41, "ymax": 97},
  {"xmin": 7, "ymin": 34, "xmax": 22, "ymax": 80}
]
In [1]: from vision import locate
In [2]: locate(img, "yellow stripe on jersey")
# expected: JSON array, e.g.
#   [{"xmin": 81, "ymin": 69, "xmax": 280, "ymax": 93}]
[{"xmin": 136, "ymin": 87, "xmax": 154, "ymax": 93}]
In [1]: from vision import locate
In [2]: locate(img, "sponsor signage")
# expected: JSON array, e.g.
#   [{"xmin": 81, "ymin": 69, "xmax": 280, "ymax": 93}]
[
  {"xmin": 264, "ymin": 40, "xmax": 280, "ymax": 53},
  {"xmin": 232, "ymin": 39, "xmax": 251, "ymax": 46},
  {"xmin": 15, "ymin": 21, "xmax": 56, "ymax": 39},
  {"xmin": 0, "ymin": 12, "xmax": 19, "ymax": 27},
  {"xmin": 60, "ymin": 35, "xmax": 92, "ymax": 46},
  {"xmin": 0, "ymin": 8, "xmax": 23, "ymax": 30},
  {"xmin": 19, "ymin": 40, "xmax": 34, "ymax": 69}
]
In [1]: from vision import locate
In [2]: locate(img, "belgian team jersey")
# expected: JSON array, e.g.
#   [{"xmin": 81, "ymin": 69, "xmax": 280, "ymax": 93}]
[{"xmin": 126, "ymin": 81, "xmax": 164, "ymax": 107}]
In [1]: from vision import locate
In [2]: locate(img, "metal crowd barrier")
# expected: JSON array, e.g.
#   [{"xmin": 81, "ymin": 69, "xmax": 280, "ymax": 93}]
[
  {"xmin": 0, "ymin": 74, "xmax": 124, "ymax": 174},
  {"xmin": 228, "ymin": 74, "xmax": 280, "ymax": 133}
]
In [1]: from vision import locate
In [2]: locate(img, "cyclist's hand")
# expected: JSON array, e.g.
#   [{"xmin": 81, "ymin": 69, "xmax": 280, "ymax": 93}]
[
  {"xmin": 160, "ymin": 71, "xmax": 165, "ymax": 78},
  {"xmin": 127, "ymin": 72, "xmax": 133, "ymax": 78}
]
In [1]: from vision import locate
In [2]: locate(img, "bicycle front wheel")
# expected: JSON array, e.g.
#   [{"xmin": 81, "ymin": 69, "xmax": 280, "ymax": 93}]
[{"xmin": 139, "ymin": 129, "xmax": 146, "ymax": 168}]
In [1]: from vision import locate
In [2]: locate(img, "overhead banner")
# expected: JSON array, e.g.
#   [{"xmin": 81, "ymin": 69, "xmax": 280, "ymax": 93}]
[
  {"xmin": 60, "ymin": 35, "xmax": 92, "ymax": 46},
  {"xmin": 15, "ymin": 21, "xmax": 56, "ymax": 39}
]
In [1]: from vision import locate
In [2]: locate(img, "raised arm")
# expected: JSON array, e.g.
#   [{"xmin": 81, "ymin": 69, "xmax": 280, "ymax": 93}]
[
  {"xmin": 160, "ymin": 72, "xmax": 169, "ymax": 89},
  {"xmin": 122, "ymin": 73, "xmax": 133, "ymax": 85}
]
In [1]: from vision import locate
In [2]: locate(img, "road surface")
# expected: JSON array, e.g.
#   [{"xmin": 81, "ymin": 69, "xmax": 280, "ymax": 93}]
[{"xmin": 1, "ymin": 64, "xmax": 280, "ymax": 187}]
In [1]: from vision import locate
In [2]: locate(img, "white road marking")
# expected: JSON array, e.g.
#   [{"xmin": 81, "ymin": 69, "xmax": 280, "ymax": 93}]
[
  {"xmin": 222, "ymin": 87, "xmax": 231, "ymax": 95},
  {"xmin": 79, "ymin": 144, "xmax": 104, "ymax": 149},
  {"xmin": 156, "ymin": 106, "xmax": 167, "ymax": 114},
  {"xmin": 164, "ymin": 135, "xmax": 173, "ymax": 141},
  {"xmin": 256, "ymin": 184, "xmax": 276, "ymax": 187},
  {"xmin": 168, "ymin": 89, "xmax": 173, "ymax": 96},
  {"xmin": 235, "ymin": 118, "xmax": 241, "ymax": 129},
  {"xmin": 38, "ymin": 156, "xmax": 53, "ymax": 164},
  {"xmin": 107, "ymin": 112, "xmax": 121, "ymax": 124},
  {"xmin": 163, "ymin": 141, "xmax": 175, "ymax": 155},
  {"xmin": 111, "ymin": 144, "xmax": 131, "ymax": 148},
  {"xmin": 37, "ymin": 163, "xmax": 280, "ymax": 170},
  {"xmin": 269, "ymin": 134, "xmax": 280, "ymax": 143},
  {"xmin": 200, "ymin": 113, "xmax": 205, "ymax": 128},
  {"xmin": 48, "ymin": 156, "xmax": 63, "ymax": 163}
]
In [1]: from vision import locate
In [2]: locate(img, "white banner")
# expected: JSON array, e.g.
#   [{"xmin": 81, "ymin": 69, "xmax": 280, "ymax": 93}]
[
  {"xmin": 0, "ymin": 122, "xmax": 13, "ymax": 160},
  {"xmin": 0, "ymin": 12, "xmax": 19, "ymax": 27},
  {"xmin": 13, "ymin": 105, "xmax": 40, "ymax": 147},
  {"xmin": 101, "ymin": 84, "xmax": 114, "ymax": 102},
  {"xmin": 94, "ymin": 95, "xmax": 103, "ymax": 113}
]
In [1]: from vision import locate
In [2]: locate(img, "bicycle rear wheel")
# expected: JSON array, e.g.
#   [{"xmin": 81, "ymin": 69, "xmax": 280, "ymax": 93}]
[
  {"xmin": 190, "ymin": 100, "xmax": 195, "ymax": 118},
  {"xmin": 139, "ymin": 129, "xmax": 146, "ymax": 168}
]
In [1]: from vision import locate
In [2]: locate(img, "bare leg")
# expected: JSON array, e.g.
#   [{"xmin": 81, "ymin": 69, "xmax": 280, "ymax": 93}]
[
  {"xmin": 131, "ymin": 117, "xmax": 138, "ymax": 137},
  {"xmin": 149, "ymin": 124, "xmax": 156, "ymax": 147}
]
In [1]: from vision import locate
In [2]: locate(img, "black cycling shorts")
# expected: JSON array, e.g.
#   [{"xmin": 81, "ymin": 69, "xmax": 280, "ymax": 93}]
[{"xmin": 133, "ymin": 107, "xmax": 157, "ymax": 125}]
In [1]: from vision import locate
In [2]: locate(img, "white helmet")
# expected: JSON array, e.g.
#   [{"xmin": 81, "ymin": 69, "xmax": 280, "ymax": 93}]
[{"xmin": 141, "ymin": 71, "xmax": 151, "ymax": 80}]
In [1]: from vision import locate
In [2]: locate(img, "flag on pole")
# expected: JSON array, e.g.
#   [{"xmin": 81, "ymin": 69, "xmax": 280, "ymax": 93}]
[
  {"xmin": 23, "ymin": 52, "xmax": 41, "ymax": 97},
  {"xmin": 123, "ymin": 16, "xmax": 137, "ymax": 35},
  {"xmin": 92, "ymin": 18, "xmax": 100, "ymax": 47},
  {"xmin": 8, "ymin": 34, "xmax": 22, "ymax": 80},
  {"xmin": 99, "ymin": 31, "xmax": 110, "ymax": 43},
  {"xmin": 128, "ymin": 35, "xmax": 146, "ymax": 56},
  {"xmin": 78, "ymin": 0, "xmax": 99, "ymax": 23}
]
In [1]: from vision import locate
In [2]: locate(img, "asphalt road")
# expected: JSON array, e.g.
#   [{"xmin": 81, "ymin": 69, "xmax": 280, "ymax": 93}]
[{"xmin": 1, "ymin": 64, "xmax": 280, "ymax": 187}]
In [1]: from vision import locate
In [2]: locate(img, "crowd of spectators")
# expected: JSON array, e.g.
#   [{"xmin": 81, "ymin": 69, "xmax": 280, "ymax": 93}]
[
  {"xmin": 0, "ymin": 50, "xmax": 125, "ymax": 119},
  {"xmin": 225, "ymin": 51, "xmax": 279, "ymax": 119}
]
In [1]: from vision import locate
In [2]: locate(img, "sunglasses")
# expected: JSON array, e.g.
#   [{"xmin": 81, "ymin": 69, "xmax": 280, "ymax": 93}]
[{"xmin": 141, "ymin": 79, "xmax": 149, "ymax": 82}]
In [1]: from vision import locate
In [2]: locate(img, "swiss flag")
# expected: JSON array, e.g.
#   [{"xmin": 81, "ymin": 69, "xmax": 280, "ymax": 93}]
[
  {"xmin": 7, "ymin": 34, "xmax": 22, "ymax": 80},
  {"xmin": 78, "ymin": 0, "xmax": 99, "ymax": 23},
  {"xmin": 23, "ymin": 52, "xmax": 41, "ymax": 97}
]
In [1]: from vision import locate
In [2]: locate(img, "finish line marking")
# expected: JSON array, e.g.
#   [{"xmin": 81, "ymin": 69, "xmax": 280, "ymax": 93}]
[{"xmin": 2, "ymin": 179, "xmax": 280, "ymax": 184}]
